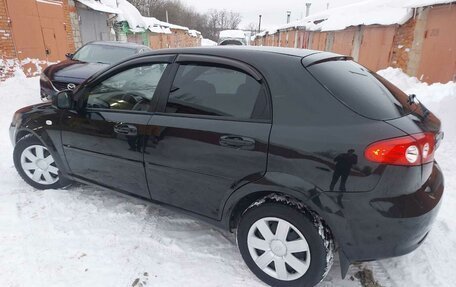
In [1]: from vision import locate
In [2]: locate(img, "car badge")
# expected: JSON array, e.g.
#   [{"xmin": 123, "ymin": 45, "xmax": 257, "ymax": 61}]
[
  {"xmin": 46, "ymin": 120, "xmax": 52, "ymax": 126},
  {"xmin": 67, "ymin": 83, "xmax": 76, "ymax": 90}
]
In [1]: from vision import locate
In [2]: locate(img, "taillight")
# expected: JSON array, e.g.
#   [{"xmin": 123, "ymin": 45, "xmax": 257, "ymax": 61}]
[{"xmin": 365, "ymin": 132, "xmax": 435, "ymax": 166}]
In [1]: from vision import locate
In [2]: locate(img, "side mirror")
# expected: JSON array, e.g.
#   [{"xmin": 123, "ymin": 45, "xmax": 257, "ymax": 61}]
[
  {"xmin": 65, "ymin": 53, "xmax": 74, "ymax": 59},
  {"xmin": 53, "ymin": 90, "xmax": 74, "ymax": 109}
]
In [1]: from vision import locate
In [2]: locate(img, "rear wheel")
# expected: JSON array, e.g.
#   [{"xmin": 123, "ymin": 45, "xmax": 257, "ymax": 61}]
[
  {"xmin": 14, "ymin": 135, "xmax": 70, "ymax": 190},
  {"xmin": 237, "ymin": 202, "xmax": 333, "ymax": 287}
]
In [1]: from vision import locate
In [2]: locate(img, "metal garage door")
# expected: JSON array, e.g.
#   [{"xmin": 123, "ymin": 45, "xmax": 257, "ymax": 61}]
[
  {"xmin": 77, "ymin": 7, "xmax": 111, "ymax": 44},
  {"xmin": 6, "ymin": 0, "xmax": 69, "ymax": 70},
  {"xmin": 417, "ymin": 5, "xmax": 456, "ymax": 83},
  {"xmin": 311, "ymin": 32, "xmax": 328, "ymax": 51},
  {"xmin": 358, "ymin": 26, "xmax": 396, "ymax": 72},
  {"xmin": 332, "ymin": 29, "xmax": 356, "ymax": 56}
]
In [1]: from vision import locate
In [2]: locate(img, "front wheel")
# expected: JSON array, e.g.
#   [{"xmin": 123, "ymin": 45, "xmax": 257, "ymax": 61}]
[
  {"xmin": 13, "ymin": 135, "xmax": 71, "ymax": 190},
  {"xmin": 237, "ymin": 202, "xmax": 334, "ymax": 287}
]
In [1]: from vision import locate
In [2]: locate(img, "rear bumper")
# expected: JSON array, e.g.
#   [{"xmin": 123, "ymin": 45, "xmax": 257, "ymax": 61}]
[{"xmin": 316, "ymin": 161, "xmax": 444, "ymax": 262}]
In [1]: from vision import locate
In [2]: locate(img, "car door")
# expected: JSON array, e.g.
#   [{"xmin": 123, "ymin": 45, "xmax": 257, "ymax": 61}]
[
  {"xmin": 61, "ymin": 55, "xmax": 174, "ymax": 198},
  {"xmin": 144, "ymin": 55, "xmax": 272, "ymax": 219}
]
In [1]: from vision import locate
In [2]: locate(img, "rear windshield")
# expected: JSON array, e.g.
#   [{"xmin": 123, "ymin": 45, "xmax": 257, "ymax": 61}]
[{"xmin": 307, "ymin": 60, "xmax": 415, "ymax": 120}]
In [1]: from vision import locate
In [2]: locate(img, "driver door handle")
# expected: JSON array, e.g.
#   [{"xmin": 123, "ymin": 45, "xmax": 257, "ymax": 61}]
[
  {"xmin": 114, "ymin": 123, "xmax": 137, "ymax": 136},
  {"xmin": 219, "ymin": 135, "xmax": 255, "ymax": 150}
]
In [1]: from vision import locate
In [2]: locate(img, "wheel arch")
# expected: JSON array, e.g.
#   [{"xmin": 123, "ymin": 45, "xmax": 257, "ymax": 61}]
[
  {"xmin": 222, "ymin": 173, "xmax": 329, "ymax": 232},
  {"xmin": 14, "ymin": 127, "xmax": 70, "ymax": 176}
]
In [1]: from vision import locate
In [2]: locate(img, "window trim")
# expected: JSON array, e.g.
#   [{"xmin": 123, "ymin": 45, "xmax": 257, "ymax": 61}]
[
  {"xmin": 153, "ymin": 111, "xmax": 272, "ymax": 124},
  {"xmin": 176, "ymin": 54, "xmax": 263, "ymax": 81},
  {"xmin": 156, "ymin": 56, "xmax": 272, "ymax": 123}
]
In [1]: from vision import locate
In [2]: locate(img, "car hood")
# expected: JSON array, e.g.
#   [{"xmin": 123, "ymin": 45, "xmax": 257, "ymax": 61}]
[{"xmin": 45, "ymin": 59, "xmax": 110, "ymax": 83}]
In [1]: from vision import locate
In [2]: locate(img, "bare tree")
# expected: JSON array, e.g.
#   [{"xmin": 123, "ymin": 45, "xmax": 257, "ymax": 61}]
[
  {"xmin": 244, "ymin": 22, "xmax": 257, "ymax": 34},
  {"xmin": 127, "ymin": 0, "xmax": 242, "ymax": 41},
  {"xmin": 206, "ymin": 9, "xmax": 242, "ymax": 39}
]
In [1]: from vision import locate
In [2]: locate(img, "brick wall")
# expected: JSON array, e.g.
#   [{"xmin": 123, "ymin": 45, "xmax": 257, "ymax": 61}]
[
  {"xmin": 64, "ymin": 0, "xmax": 82, "ymax": 51},
  {"xmin": 0, "ymin": 0, "xmax": 17, "ymax": 81},
  {"xmin": 390, "ymin": 18, "xmax": 417, "ymax": 71}
]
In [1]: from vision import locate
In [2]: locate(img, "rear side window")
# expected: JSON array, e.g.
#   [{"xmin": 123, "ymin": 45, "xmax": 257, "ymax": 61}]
[
  {"xmin": 166, "ymin": 64, "xmax": 269, "ymax": 120},
  {"xmin": 307, "ymin": 60, "xmax": 414, "ymax": 120}
]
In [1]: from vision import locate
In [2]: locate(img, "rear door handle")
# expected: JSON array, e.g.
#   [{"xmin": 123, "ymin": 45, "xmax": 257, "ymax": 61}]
[
  {"xmin": 114, "ymin": 123, "xmax": 137, "ymax": 136},
  {"xmin": 219, "ymin": 135, "xmax": 255, "ymax": 150}
]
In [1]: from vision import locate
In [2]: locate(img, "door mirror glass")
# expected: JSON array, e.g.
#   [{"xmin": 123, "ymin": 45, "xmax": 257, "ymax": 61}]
[
  {"xmin": 65, "ymin": 53, "xmax": 74, "ymax": 59},
  {"xmin": 53, "ymin": 90, "xmax": 73, "ymax": 109}
]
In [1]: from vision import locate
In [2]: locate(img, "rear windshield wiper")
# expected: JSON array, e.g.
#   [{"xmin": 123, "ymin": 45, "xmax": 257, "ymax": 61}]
[
  {"xmin": 408, "ymin": 94, "xmax": 430, "ymax": 118},
  {"xmin": 407, "ymin": 94, "xmax": 418, "ymax": 105}
]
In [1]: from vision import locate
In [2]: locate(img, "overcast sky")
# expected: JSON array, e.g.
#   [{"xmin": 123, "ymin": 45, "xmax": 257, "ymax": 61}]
[{"xmin": 180, "ymin": 0, "xmax": 366, "ymax": 29}]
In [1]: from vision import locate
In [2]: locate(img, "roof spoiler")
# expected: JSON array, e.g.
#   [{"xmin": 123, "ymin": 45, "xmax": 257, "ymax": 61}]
[{"xmin": 302, "ymin": 52, "xmax": 353, "ymax": 68}]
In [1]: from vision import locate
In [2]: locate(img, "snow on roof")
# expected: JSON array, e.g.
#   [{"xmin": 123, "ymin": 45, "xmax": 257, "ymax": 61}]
[
  {"xmin": 201, "ymin": 38, "xmax": 217, "ymax": 46},
  {"xmin": 78, "ymin": 0, "xmax": 198, "ymax": 36},
  {"xmin": 142, "ymin": 17, "xmax": 172, "ymax": 34},
  {"xmin": 188, "ymin": 30, "xmax": 201, "ymax": 37},
  {"xmin": 296, "ymin": 0, "xmax": 414, "ymax": 32},
  {"xmin": 255, "ymin": 0, "xmax": 455, "ymax": 36},
  {"xmin": 76, "ymin": 0, "xmax": 121, "ymax": 14},
  {"xmin": 116, "ymin": 0, "xmax": 147, "ymax": 32},
  {"xmin": 219, "ymin": 30, "xmax": 246, "ymax": 39},
  {"xmin": 141, "ymin": 16, "xmax": 196, "ymax": 35},
  {"xmin": 404, "ymin": 0, "xmax": 455, "ymax": 7},
  {"xmin": 167, "ymin": 23, "xmax": 190, "ymax": 31}
]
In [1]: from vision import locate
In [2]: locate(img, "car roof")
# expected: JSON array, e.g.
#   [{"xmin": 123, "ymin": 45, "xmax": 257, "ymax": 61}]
[
  {"xmin": 141, "ymin": 46, "xmax": 342, "ymax": 64},
  {"xmin": 88, "ymin": 41, "xmax": 150, "ymax": 50},
  {"xmin": 147, "ymin": 46, "xmax": 318, "ymax": 57}
]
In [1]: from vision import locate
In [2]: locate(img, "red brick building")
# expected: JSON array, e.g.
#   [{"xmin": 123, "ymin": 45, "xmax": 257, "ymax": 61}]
[
  {"xmin": 0, "ymin": 0, "xmax": 79, "ymax": 80},
  {"xmin": 253, "ymin": 1, "xmax": 456, "ymax": 83}
]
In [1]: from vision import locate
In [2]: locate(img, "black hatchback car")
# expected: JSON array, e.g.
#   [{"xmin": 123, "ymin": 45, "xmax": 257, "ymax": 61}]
[
  {"xmin": 10, "ymin": 47, "xmax": 444, "ymax": 287},
  {"xmin": 40, "ymin": 41, "xmax": 151, "ymax": 100}
]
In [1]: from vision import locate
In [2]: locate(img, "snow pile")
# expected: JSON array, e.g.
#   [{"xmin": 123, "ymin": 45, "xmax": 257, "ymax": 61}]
[
  {"xmin": 0, "ymin": 58, "xmax": 55, "ymax": 78},
  {"xmin": 201, "ymin": 38, "xmax": 217, "ymax": 46},
  {"xmin": 379, "ymin": 67, "xmax": 456, "ymax": 140}
]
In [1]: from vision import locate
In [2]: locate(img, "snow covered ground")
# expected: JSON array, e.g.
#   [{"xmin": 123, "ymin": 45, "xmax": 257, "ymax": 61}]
[{"xmin": 0, "ymin": 68, "xmax": 454, "ymax": 287}]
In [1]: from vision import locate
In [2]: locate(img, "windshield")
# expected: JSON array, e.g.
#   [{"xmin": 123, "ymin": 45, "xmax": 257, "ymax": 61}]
[
  {"xmin": 72, "ymin": 44, "xmax": 137, "ymax": 65},
  {"xmin": 307, "ymin": 60, "xmax": 416, "ymax": 120}
]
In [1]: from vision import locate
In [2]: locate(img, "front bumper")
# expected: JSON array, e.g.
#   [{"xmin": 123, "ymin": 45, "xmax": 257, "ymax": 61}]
[{"xmin": 315, "ymin": 161, "xmax": 444, "ymax": 263}]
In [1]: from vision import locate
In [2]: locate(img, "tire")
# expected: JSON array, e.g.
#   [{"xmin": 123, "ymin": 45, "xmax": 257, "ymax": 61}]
[
  {"xmin": 13, "ymin": 135, "xmax": 71, "ymax": 190},
  {"xmin": 237, "ymin": 201, "xmax": 334, "ymax": 287}
]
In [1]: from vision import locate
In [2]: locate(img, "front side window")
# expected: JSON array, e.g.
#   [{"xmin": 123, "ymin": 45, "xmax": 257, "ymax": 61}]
[
  {"xmin": 166, "ymin": 64, "xmax": 268, "ymax": 120},
  {"xmin": 87, "ymin": 63, "xmax": 168, "ymax": 111}
]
